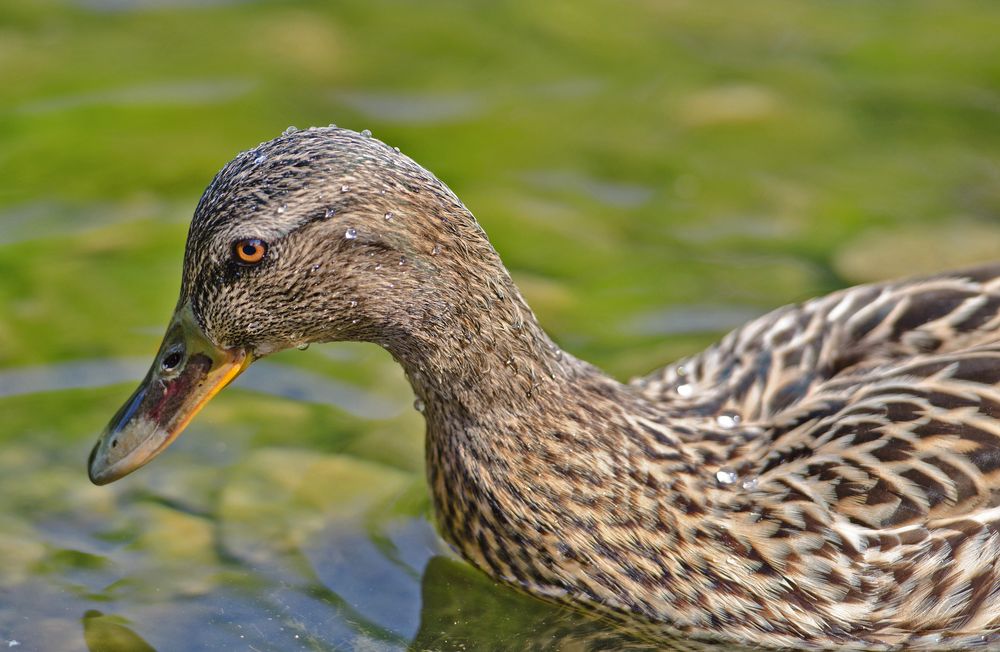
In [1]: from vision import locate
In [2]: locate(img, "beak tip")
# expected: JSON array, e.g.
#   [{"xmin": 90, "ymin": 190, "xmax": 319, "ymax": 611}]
[{"xmin": 87, "ymin": 441, "xmax": 115, "ymax": 486}]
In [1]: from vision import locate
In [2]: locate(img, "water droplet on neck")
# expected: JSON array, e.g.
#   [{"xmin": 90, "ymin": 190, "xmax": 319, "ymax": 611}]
[
  {"xmin": 340, "ymin": 185, "xmax": 350, "ymax": 193},
  {"xmin": 393, "ymin": 146, "xmax": 401, "ymax": 153},
  {"xmin": 716, "ymin": 414, "xmax": 740, "ymax": 429},
  {"xmin": 277, "ymin": 204, "xmax": 287, "ymax": 214},
  {"xmin": 384, "ymin": 212, "xmax": 394, "ymax": 222},
  {"xmin": 431, "ymin": 244, "xmax": 441, "ymax": 256},
  {"xmin": 283, "ymin": 125, "xmax": 298, "ymax": 135},
  {"xmin": 344, "ymin": 227, "xmax": 357, "ymax": 240},
  {"xmin": 741, "ymin": 477, "xmax": 759, "ymax": 491},
  {"xmin": 361, "ymin": 128, "xmax": 372, "ymax": 137},
  {"xmin": 413, "ymin": 398, "xmax": 425, "ymax": 413},
  {"xmin": 324, "ymin": 208, "xmax": 336, "ymax": 218},
  {"xmin": 715, "ymin": 468, "xmax": 738, "ymax": 486},
  {"xmin": 297, "ymin": 343, "xmax": 310, "ymax": 351},
  {"xmin": 676, "ymin": 383, "xmax": 693, "ymax": 398}
]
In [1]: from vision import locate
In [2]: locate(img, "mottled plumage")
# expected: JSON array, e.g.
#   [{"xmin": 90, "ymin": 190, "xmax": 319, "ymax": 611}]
[{"xmin": 91, "ymin": 127, "xmax": 1000, "ymax": 650}]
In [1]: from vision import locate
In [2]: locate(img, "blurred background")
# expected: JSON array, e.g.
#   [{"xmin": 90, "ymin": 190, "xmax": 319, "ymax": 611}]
[{"xmin": 2, "ymin": 1, "xmax": 1000, "ymax": 650}]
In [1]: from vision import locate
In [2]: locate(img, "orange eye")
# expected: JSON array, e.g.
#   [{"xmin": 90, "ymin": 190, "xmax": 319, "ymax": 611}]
[{"xmin": 233, "ymin": 238, "xmax": 267, "ymax": 264}]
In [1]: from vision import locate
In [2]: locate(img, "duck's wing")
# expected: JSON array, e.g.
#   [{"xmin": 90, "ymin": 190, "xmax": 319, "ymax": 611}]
[
  {"xmin": 631, "ymin": 264, "xmax": 1000, "ymax": 423},
  {"xmin": 722, "ymin": 345, "xmax": 1000, "ymax": 635}
]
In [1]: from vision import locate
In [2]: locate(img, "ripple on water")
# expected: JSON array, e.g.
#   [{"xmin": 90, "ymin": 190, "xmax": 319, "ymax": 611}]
[
  {"xmin": 332, "ymin": 90, "xmax": 484, "ymax": 125},
  {"xmin": 15, "ymin": 79, "xmax": 255, "ymax": 114},
  {"xmin": 0, "ymin": 358, "xmax": 401, "ymax": 419},
  {"xmin": 521, "ymin": 169, "xmax": 654, "ymax": 208}
]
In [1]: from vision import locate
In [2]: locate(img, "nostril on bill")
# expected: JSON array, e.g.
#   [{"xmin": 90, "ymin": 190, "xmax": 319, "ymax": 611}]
[{"xmin": 161, "ymin": 351, "xmax": 184, "ymax": 371}]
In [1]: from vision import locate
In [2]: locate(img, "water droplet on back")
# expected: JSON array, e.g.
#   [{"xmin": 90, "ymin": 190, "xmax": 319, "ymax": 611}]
[
  {"xmin": 431, "ymin": 244, "xmax": 441, "ymax": 256},
  {"xmin": 344, "ymin": 227, "xmax": 357, "ymax": 240},
  {"xmin": 361, "ymin": 128, "xmax": 372, "ymax": 137},
  {"xmin": 283, "ymin": 126, "xmax": 298, "ymax": 135},
  {"xmin": 297, "ymin": 343, "xmax": 310, "ymax": 351},
  {"xmin": 277, "ymin": 204, "xmax": 287, "ymax": 214},
  {"xmin": 715, "ymin": 468, "xmax": 738, "ymax": 486},
  {"xmin": 349, "ymin": 300, "xmax": 358, "ymax": 308},
  {"xmin": 676, "ymin": 383, "xmax": 693, "ymax": 398},
  {"xmin": 340, "ymin": 185, "xmax": 350, "ymax": 193},
  {"xmin": 384, "ymin": 212, "xmax": 394, "ymax": 222},
  {"xmin": 253, "ymin": 154, "xmax": 267, "ymax": 165},
  {"xmin": 741, "ymin": 477, "xmax": 759, "ymax": 491},
  {"xmin": 324, "ymin": 208, "xmax": 335, "ymax": 218},
  {"xmin": 716, "ymin": 414, "xmax": 740, "ymax": 429}
]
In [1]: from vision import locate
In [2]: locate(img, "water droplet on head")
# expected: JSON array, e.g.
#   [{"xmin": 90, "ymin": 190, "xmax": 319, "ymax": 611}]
[
  {"xmin": 384, "ymin": 211, "xmax": 394, "ymax": 222},
  {"xmin": 413, "ymin": 398, "xmax": 425, "ymax": 413},
  {"xmin": 349, "ymin": 300, "xmax": 358, "ymax": 308},
  {"xmin": 677, "ymin": 365, "xmax": 687, "ymax": 377},
  {"xmin": 715, "ymin": 468, "xmax": 738, "ymax": 486},
  {"xmin": 393, "ymin": 146, "xmax": 400, "ymax": 153},
  {"xmin": 398, "ymin": 256, "xmax": 406, "ymax": 266},
  {"xmin": 277, "ymin": 204, "xmax": 287, "ymax": 214},
  {"xmin": 361, "ymin": 128, "xmax": 372, "ymax": 137},
  {"xmin": 253, "ymin": 154, "xmax": 267, "ymax": 165},
  {"xmin": 344, "ymin": 227, "xmax": 357, "ymax": 240},
  {"xmin": 676, "ymin": 383, "xmax": 693, "ymax": 398},
  {"xmin": 431, "ymin": 244, "xmax": 441, "ymax": 256},
  {"xmin": 374, "ymin": 263, "xmax": 382, "ymax": 270},
  {"xmin": 716, "ymin": 414, "xmax": 740, "ymax": 429},
  {"xmin": 297, "ymin": 343, "xmax": 310, "ymax": 351},
  {"xmin": 340, "ymin": 185, "xmax": 350, "ymax": 193},
  {"xmin": 283, "ymin": 126, "xmax": 298, "ymax": 135},
  {"xmin": 324, "ymin": 208, "xmax": 335, "ymax": 218}
]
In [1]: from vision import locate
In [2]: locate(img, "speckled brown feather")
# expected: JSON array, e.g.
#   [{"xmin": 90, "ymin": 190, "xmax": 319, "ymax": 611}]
[{"xmin": 175, "ymin": 126, "xmax": 1000, "ymax": 649}]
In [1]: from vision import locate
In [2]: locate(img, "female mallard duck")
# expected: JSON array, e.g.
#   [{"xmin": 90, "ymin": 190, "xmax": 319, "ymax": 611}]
[{"xmin": 89, "ymin": 127, "xmax": 1000, "ymax": 650}]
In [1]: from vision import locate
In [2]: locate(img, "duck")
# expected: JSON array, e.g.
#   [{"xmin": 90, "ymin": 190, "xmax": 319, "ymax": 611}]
[{"xmin": 88, "ymin": 126, "xmax": 1000, "ymax": 650}]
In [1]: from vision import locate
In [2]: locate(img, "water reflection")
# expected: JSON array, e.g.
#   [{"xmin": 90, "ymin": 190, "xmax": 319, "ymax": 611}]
[
  {"xmin": 0, "ymin": 358, "xmax": 401, "ymax": 419},
  {"xmin": 82, "ymin": 611, "xmax": 155, "ymax": 652}
]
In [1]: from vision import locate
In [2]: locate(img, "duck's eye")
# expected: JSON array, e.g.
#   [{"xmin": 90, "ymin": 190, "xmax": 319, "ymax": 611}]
[{"xmin": 233, "ymin": 238, "xmax": 267, "ymax": 264}]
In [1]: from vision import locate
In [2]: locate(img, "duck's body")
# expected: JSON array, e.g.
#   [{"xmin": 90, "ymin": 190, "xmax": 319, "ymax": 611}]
[{"xmin": 90, "ymin": 127, "xmax": 1000, "ymax": 649}]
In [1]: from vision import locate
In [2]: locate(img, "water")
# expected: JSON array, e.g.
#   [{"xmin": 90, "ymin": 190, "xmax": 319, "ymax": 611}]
[{"xmin": 3, "ymin": 1, "xmax": 1000, "ymax": 650}]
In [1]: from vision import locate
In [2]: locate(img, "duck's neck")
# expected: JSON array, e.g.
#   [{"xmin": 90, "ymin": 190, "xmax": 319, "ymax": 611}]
[
  {"xmin": 375, "ymin": 258, "xmax": 707, "ymax": 594},
  {"xmin": 381, "ymin": 262, "xmax": 583, "ymax": 417}
]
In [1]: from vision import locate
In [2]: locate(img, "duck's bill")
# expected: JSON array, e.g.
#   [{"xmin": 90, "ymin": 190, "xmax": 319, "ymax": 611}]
[{"xmin": 88, "ymin": 304, "xmax": 252, "ymax": 485}]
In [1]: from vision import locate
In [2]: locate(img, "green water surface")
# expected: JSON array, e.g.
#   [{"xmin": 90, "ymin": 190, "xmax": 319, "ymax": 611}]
[{"xmin": 3, "ymin": 1, "xmax": 1000, "ymax": 650}]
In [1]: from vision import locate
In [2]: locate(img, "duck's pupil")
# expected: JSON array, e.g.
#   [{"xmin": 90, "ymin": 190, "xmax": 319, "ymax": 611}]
[
  {"xmin": 242, "ymin": 245, "xmax": 257, "ymax": 256},
  {"xmin": 163, "ymin": 352, "xmax": 183, "ymax": 370}
]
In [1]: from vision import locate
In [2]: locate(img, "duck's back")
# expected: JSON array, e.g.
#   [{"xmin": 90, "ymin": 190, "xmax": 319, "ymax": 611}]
[
  {"xmin": 632, "ymin": 264, "xmax": 1000, "ymax": 423},
  {"xmin": 624, "ymin": 264, "xmax": 1000, "ymax": 646}
]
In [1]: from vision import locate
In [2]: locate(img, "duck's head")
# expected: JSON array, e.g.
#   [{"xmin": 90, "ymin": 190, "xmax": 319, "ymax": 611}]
[{"xmin": 88, "ymin": 126, "xmax": 497, "ymax": 485}]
